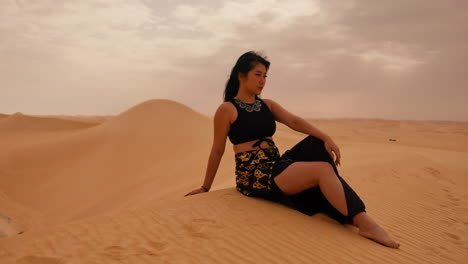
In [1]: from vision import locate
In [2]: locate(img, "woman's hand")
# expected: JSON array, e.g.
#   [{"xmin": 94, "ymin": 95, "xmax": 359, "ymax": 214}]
[
  {"xmin": 324, "ymin": 138, "xmax": 341, "ymax": 166},
  {"xmin": 184, "ymin": 187, "xmax": 208, "ymax": 197}
]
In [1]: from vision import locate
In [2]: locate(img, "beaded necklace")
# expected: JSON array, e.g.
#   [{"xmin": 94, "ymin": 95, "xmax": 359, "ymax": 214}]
[{"xmin": 233, "ymin": 98, "xmax": 262, "ymax": 112}]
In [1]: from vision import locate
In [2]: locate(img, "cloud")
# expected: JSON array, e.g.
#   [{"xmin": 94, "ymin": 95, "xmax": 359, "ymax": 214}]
[
  {"xmin": 217, "ymin": 0, "xmax": 468, "ymax": 120},
  {"xmin": 0, "ymin": 0, "xmax": 467, "ymax": 120}
]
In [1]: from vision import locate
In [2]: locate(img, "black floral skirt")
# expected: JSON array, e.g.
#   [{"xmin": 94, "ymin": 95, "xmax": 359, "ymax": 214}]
[
  {"xmin": 234, "ymin": 145, "xmax": 289, "ymax": 199},
  {"xmin": 234, "ymin": 135, "xmax": 366, "ymax": 224}
]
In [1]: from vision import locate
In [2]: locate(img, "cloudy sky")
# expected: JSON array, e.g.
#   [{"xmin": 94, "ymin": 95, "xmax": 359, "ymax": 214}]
[{"xmin": 1, "ymin": 0, "xmax": 467, "ymax": 121}]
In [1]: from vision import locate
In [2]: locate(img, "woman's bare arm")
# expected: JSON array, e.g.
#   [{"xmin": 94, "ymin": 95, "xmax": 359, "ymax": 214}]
[
  {"xmin": 265, "ymin": 99, "xmax": 330, "ymax": 141},
  {"xmin": 265, "ymin": 99, "xmax": 341, "ymax": 165},
  {"xmin": 185, "ymin": 103, "xmax": 232, "ymax": 196}
]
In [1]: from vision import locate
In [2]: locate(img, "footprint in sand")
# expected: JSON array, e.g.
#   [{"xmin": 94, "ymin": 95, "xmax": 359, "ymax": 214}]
[
  {"xmin": 16, "ymin": 255, "xmax": 64, "ymax": 264},
  {"xmin": 102, "ymin": 239, "xmax": 168, "ymax": 260},
  {"xmin": 424, "ymin": 166, "xmax": 441, "ymax": 176},
  {"xmin": 439, "ymin": 216, "xmax": 466, "ymax": 231},
  {"xmin": 390, "ymin": 169, "xmax": 401, "ymax": 179},
  {"xmin": 102, "ymin": 245, "xmax": 127, "ymax": 261},
  {"xmin": 423, "ymin": 167, "xmax": 455, "ymax": 184},
  {"xmin": 443, "ymin": 232, "xmax": 462, "ymax": 245},
  {"xmin": 444, "ymin": 193, "xmax": 461, "ymax": 207},
  {"xmin": 183, "ymin": 218, "xmax": 223, "ymax": 239},
  {"xmin": 446, "ymin": 194, "xmax": 460, "ymax": 202},
  {"xmin": 145, "ymin": 240, "xmax": 168, "ymax": 251},
  {"xmin": 134, "ymin": 239, "xmax": 168, "ymax": 257}
]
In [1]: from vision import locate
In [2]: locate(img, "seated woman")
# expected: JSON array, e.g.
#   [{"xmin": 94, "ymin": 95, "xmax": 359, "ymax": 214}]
[{"xmin": 185, "ymin": 51, "xmax": 400, "ymax": 248}]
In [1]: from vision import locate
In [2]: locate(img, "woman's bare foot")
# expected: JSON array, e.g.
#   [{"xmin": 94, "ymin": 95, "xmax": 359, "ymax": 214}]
[
  {"xmin": 353, "ymin": 212, "xmax": 400, "ymax": 248},
  {"xmin": 359, "ymin": 225, "xmax": 400, "ymax": 248}
]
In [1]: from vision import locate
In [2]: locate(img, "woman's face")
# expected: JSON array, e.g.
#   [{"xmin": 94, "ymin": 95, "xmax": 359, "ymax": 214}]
[{"xmin": 239, "ymin": 63, "xmax": 268, "ymax": 95}]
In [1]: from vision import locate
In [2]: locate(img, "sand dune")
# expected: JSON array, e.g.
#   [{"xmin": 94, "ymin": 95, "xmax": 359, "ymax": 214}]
[
  {"xmin": 40, "ymin": 115, "xmax": 111, "ymax": 123},
  {"xmin": 0, "ymin": 112, "xmax": 102, "ymax": 152},
  {"xmin": 0, "ymin": 112, "xmax": 100, "ymax": 132},
  {"xmin": 0, "ymin": 100, "xmax": 230, "ymax": 224},
  {"xmin": 0, "ymin": 99, "xmax": 467, "ymax": 263}
]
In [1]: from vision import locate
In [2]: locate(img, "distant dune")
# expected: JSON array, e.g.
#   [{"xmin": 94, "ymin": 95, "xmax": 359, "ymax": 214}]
[
  {"xmin": 41, "ymin": 115, "xmax": 112, "ymax": 123},
  {"xmin": 0, "ymin": 99, "xmax": 467, "ymax": 263},
  {"xmin": 0, "ymin": 112, "xmax": 100, "ymax": 132}
]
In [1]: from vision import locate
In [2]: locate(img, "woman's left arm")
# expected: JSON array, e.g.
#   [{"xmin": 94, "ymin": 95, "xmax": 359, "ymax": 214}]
[{"xmin": 266, "ymin": 99, "xmax": 341, "ymax": 165}]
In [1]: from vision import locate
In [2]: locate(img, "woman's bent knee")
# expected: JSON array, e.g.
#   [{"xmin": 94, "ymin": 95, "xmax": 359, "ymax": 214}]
[
  {"xmin": 273, "ymin": 161, "xmax": 331, "ymax": 195},
  {"xmin": 316, "ymin": 161, "xmax": 334, "ymax": 173}
]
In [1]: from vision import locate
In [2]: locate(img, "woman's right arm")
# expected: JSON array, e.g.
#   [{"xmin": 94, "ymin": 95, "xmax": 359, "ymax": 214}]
[{"xmin": 184, "ymin": 103, "xmax": 232, "ymax": 196}]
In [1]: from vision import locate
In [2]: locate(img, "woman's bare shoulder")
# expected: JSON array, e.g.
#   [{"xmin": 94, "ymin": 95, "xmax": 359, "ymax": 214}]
[
  {"xmin": 215, "ymin": 101, "xmax": 237, "ymax": 123},
  {"xmin": 261, "ymin": 98, "xmax": 276, "ymax": 109},
  {"xmin": 217, "ymin": 101, "xmax": 236, "ymax": 111}
]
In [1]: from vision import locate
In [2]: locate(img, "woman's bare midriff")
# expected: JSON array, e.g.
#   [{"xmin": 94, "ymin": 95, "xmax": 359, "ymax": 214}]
[{"xmin": 233, "ymin": 137, "xmax": 274, "ymax": 154}]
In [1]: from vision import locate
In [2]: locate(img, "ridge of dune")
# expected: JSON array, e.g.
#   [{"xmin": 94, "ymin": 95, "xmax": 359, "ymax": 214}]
[
  {"xmin": 0, "ymin": 111, "xmax": 103, "ymax": 153},
  {"xmin": 95, "ymin": 99, "xmax": 212, "ymax": 140},
  {"xmin": 41, "ymin": 115, "xmax": 111, "ymax": 123},
  {"xmin": 0, "ymin": 112, "xmax": 100, "ymax": 132},
  {"xmin": 115, "ymin": 99, "xmax": 209, "ymax": 121},
  {"xmin": 0, "ymin": 112, "xmax": 103, "ymax": 152}
]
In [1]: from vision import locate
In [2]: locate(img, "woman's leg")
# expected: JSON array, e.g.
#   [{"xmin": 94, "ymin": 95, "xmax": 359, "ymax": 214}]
[
  {"xmin": 273, "ymin": 161, "xmax": 400, "ymax": 248},
  {"xmin": 273, "ymin": 161, "xmax": 349, "ymax": 216},
  {"xmin": 276, "ymin": 135, "xmax": 366, "ymax": 221},
  {"xmin": 273, "ymin": 136, "xmax": 399, "ymax": 248}
]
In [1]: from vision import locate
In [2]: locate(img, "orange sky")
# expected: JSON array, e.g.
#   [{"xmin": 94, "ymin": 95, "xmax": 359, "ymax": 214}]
[{"xmin": 1, "ymin": 0, "xmax": 467, "ymax": 121}]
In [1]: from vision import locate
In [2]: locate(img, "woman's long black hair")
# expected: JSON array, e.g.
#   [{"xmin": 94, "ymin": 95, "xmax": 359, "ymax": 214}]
[{"xmin": 223, "ymin": 51, "xmax": 270, "ymax": 102}]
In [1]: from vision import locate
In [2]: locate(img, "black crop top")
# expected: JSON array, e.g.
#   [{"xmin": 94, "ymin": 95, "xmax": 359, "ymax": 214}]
[{"xmin": 228, "ymin": 97, "xmax": 276, "ymax": 145}]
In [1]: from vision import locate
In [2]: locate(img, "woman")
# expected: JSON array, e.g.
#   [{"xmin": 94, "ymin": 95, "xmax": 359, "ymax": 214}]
[{"xmin": 185, "ymin": 51, "xmax": 400, "ymax": 248}]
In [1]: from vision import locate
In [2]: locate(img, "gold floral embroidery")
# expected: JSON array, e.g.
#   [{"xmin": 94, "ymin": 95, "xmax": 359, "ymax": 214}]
[{"xmin": 234, "ymin": 146, "xmax": 280, "ymax": 196}]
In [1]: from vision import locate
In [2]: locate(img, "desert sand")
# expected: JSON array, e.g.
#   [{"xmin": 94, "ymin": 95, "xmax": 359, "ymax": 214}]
[{"xmin": 0, "ymin": 99, "xmax": 467, "ymax": 263}]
